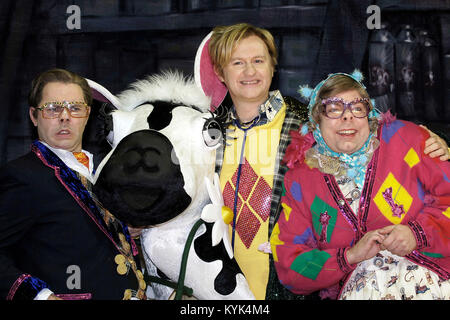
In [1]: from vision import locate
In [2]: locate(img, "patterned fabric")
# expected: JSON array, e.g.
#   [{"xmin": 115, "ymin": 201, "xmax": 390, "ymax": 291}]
[
  {"xmin": 220, "ymin": 102, "xmax": 284, "ymax": 299},
  {"xmin": 215, "ymin": 92, "xmax": 309, "ymax": 300},
  {"xmin": 271, "ymin": 120, "xmax": 450, "ymax": 299},
  {"xmin": 340, "ymin": 250, "xmax": 450, "ymax": 300},
  {"xmin": 222, "ymin": 158, "xmax": 272, "ymax": 249},
  {"xmin": 73, "ymin": 152, "xmax": 90, "ymax": 170},
  {"xmin": 312, "ymin": 129, "xmax": 375, "ymax": 189}
]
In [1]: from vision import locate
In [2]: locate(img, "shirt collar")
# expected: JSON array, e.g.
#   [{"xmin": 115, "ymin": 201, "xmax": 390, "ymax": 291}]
[
  {"xmin": 260, "ymin": 90, "xmax": 283, "ymax": 122},
  {"xmin": 230, "ymin": 90, "xmax": 284, "ymax": 126},
  {"xmin": 39, "ymin": 141, "xmax": 94, "ymax": 182}
]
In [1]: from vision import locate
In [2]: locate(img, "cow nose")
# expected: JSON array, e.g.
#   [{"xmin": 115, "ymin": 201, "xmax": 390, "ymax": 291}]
[
  {"xmin": 142, "ymin": 149, "xmax": 159, "ymax": 171},
  {"xmin": 123, "ymin": 148, "xmax": 160, "ymax": 174}
]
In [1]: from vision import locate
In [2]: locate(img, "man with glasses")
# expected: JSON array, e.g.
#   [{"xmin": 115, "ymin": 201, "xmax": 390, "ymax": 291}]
[{"xmin": 0, "ymin": 68, "xmax": 146, "ymax": 300}]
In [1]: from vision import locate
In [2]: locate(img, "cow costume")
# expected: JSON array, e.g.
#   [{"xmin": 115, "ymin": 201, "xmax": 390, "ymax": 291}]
[{"xmin": 88, "ymin": 71, "xmax": 254, "ymax": 300}]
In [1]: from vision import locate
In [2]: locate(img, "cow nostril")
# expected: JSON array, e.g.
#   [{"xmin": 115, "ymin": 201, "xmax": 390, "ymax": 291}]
[
  {"xmin": 124, "ymin": 150, "xmax": 141, "ymax": 168},
  {"xmin": 143, "ymin": 151, "xmax": 159, "ymax": 171}
]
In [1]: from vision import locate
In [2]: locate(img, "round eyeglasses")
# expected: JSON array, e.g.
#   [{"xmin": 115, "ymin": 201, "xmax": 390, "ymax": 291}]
[
  {"xmin": 35, "ymin": 101, "xmax": 90, "ymax": 119},
  {"xmin": 321, "ymin": 97, "xmax": 370, "ymax": 119}
]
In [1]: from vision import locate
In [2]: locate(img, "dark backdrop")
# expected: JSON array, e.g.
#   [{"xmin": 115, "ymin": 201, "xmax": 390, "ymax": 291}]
[{"xmin": 1, "ymin": 0, "xmax": 449, "ymax": 164}]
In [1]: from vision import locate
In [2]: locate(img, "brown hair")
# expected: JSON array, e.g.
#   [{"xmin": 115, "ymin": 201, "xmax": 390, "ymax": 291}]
[
  {"xmin": 311, "ymin": 74, "xmax": 373, "ymax": 125},
  {"xmin": 28, "ymin": 68, "xmax": 92, "ymax": 117},
  {"xmin": 208, "ymin": 23, "xmax": 278, "ymax": 77}
]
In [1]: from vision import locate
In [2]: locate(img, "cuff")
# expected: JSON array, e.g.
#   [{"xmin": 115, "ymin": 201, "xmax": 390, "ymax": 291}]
[
  {"xmin": 408, "ymin": 221, "xmax": 428, "ymax": 250},
  {"xmin": 7, "ymin": 274, "xmax": 49, "ymax": 300},
  {"xmin": 34, "ymin": 288, "xmax": 54, "ymax": 300},
  {"xmin": 337, "ymin": 247, "xmax": 357, "ymax": 274}
]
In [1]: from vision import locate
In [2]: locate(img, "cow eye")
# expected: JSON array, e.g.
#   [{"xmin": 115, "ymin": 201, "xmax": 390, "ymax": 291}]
[{"xmin": 202, "ymin": 118, "xmax": 222, "ymax": 148}]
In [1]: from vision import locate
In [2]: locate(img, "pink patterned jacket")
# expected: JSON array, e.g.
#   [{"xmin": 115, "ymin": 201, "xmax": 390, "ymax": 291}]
[{"xmin": 271, "ymin": 119, "xmax": 450, "ymax": 299}]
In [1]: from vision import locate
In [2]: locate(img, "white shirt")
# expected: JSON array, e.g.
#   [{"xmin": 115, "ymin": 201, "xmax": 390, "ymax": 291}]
[{"xmin": 40, "ymin": 141, "xmax": 94, "ymax": 183}]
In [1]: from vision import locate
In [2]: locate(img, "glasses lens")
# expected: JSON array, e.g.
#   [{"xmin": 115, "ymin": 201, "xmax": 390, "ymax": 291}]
[
  {"xmin": 350, "ymin": 102, "xmax": 368, "ymax": 118},
  {"xmin": 324, "ymin": 101, "xmax": 345, "ymax": 119},
  {"xmin": 43, "ymin": 103, "xmax": 63, "ymax": 118},
  {"xmin": 40, "ymin": 102, "xmax": 88, "ymax": 118},
  {"xmin": 67, "ymin": 103, "xmax": 87, "ymax": 117}
]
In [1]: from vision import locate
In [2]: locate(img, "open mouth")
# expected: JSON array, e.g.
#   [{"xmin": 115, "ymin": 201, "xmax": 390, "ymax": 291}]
[
  {"xmin": 57, "ymin": 129, "xmax": 71, "ymax": 135},
  {"xmin": 240, "ymin": 80, "xmax": 259, "ymax": 85},
  {"xmin": 337, "ymin": 129, "xmax": 357, "ymax": 136},
  {"xmin": 119, "ymin": 188, "xmax": 162, "ymax": 212}
]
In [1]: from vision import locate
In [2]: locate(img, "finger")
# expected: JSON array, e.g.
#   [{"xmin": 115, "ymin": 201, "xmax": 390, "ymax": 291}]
[
  {"xmin": 419, "ymin": 124, "xmax": 430, "ymax": 133},
  {"xmin": 424, "ymin": 136, "xmax": 438, "ymax": 147},
  {"xmin": 373, "ymin": 233, "xmax": 386, "ymax": 244},
  {"xmin": 423, "ymin": 141, "xmax": 441, "ymax": 154},
  {"xmin": 378, "ymin": 225, "xmax": 395, "ymax": 235},
  {"xmin": 440, "ymin": 153, "xmax": 450, "ymax": 161},
  {"xmin": 381, "ymin": 233, "xmax": 396, "ymax": 250},
  {"xmin": 426, "ymin": 149, "xmax": 444, "ymax": 159}
]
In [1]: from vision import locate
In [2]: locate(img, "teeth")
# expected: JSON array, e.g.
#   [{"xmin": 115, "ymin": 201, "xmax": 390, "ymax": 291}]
[
  {"xmin": 241, "ymin": 80, "xmax": 258, "ymax": 84},
  {"xmin": 339, "ymin": 130, "xmax": 356, "ymax": 134}
]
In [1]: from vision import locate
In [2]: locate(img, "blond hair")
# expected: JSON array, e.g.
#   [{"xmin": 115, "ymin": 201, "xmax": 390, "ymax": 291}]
[{"xmin": 208, "ymin": 23, "xmax": 277, "ymax": 77}]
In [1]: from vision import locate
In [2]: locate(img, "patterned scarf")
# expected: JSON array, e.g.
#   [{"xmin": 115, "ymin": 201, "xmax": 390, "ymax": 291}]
[{"xmin": 312, "ymin": 128, "xmax": 374, "ymax": 189}]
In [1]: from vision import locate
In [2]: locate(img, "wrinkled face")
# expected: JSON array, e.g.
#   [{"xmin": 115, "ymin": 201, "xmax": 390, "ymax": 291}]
[
  {"xmin": 217, "ymin": 35, "xmax": 274, "ymax": 109},
  {"xmin": 94, "ymin": 102, "xmax": 222, "ymax": 227},
  {"xmin": 319, "ymin": 89, "xmax": 370, "ymax": 154},
  {"xmin": 30, "ymin": 82, "xmax": 90, "ymax": 152}
]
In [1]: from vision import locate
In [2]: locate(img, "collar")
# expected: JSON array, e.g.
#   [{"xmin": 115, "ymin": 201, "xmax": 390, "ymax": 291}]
[
  {"xmin": 231, "ymin": 90, "xmax": 284, "ymax": 127},
  {"xmin": 39, "ymin": 141, "xmax": 94, "ymax": 182}
]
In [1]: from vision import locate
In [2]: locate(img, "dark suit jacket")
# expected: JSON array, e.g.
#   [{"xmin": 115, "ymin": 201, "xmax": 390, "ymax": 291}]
[{"xmin": 0, "ymin": 142, "xmax": 141, "ymax": 300}]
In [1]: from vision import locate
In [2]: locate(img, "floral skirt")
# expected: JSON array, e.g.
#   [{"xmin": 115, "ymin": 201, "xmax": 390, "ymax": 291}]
[{"xmin": 339, "ymin": 250, "xmax": 450, "ymax": 300}]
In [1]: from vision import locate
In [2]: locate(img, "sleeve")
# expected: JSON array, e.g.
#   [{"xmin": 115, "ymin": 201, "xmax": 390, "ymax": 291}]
[
  {"xmin": 270, "ymin": 169, "xmax": 356, "ymax": 296},
  {"xmin": 407, "ymin": 127, "xmax": 450, "ymax": 258},
  {"xmin": 0, "ymin": 166, "xmax": 50, "ymax": 300}
]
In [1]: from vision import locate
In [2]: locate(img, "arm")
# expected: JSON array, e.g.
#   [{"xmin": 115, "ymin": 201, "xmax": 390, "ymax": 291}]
[
  {"xmin": 270, "ymin": 170, "xmax": 356, "ymax": 295},
  {"xmin": 403, "ymin": 127, "xmax": 450, "ymax": 258},
  {"xmin": 0, "ymin": 167, "xmax": 51, "ymax": 300}
]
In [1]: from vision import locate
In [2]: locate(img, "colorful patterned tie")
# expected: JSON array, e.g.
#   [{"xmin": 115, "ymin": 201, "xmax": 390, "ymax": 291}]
[{"xmin": 73, "ymin": 152, "xmax": 89, "ymax": 170}]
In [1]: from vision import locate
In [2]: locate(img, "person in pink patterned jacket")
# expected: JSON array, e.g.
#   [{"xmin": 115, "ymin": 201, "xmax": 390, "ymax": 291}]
[{"xmin": 271, "ymin": 71, "xmax": 450, "ymax": 300}]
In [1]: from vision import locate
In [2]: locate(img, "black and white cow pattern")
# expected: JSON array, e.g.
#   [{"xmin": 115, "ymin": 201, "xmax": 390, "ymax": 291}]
[{"xmin": 89, "ymin": 72, "xmax": 254, "ymax": 300}]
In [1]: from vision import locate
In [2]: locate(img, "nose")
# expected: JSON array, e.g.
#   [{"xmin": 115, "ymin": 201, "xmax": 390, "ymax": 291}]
[
  {"xmin": 59, "ymin": 106, "xmax": 71, "ymax": 121},
  {"xmin": 244, "ymin": 63, "xmax": 256, "ymax": 75},
  {"xmin": 342, "ymin": 108, "xmax": 354, "ymax": 120}
]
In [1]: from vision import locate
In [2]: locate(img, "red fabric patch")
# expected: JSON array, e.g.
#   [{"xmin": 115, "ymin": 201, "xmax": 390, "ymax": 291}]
[
  {"xmin": 223, "ymin": 157, "xmax": 273, "ymax": 248},
  {"xmin": 236, "ymin": 203, "xmax": 261, "ymax": 249}
]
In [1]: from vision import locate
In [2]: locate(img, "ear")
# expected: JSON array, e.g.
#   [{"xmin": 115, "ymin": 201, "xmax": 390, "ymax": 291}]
[
  {"xmin": 29, "ymin": 107, "xmax": 38, "ymax": 126},
  {"xmin": 214, "ymin": 65, "xmax": 225, "ymax": 83}
]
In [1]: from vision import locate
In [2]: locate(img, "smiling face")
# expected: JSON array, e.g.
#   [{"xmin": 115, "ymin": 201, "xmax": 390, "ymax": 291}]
[
  {"xmin": 318, "ymin": 89, "xmax": 370, "ymax": 155},
  {"xmin": 29, "ymin": 82, "xmax": 90, "ymax": 152},
  {"xmin": 216, "ymin": 35, "xmax": 274, "ymax": 112}
]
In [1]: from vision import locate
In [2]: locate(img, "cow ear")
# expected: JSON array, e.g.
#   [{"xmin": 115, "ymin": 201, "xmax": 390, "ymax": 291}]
[{"xmin": 87, "ymin": 78, "xmax": 122, "ymax": 108}]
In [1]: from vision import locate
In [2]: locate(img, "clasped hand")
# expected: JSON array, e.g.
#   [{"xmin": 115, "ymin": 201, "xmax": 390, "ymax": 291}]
[{"xmin": 346, "ymin": 224, "xmax": 417, "ymax": 265}]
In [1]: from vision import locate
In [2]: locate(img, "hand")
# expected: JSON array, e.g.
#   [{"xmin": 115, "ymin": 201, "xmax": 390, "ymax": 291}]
[
  {"xmin": 378, "ymin": 224, "xmax": 417, "ymax": 257},
  {"xmin": 420, "ymin": 125, "xmax": 450, "ymax": 161},
  {"xmin": 346, "ymin": 230, "xmax": 386, "ymax": 265}
]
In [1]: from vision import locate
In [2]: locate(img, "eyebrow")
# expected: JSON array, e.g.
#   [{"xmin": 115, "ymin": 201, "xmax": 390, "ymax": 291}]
[{"xmin": 230, "ymin": 55, "xmax": 266, "ymax": 61}]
